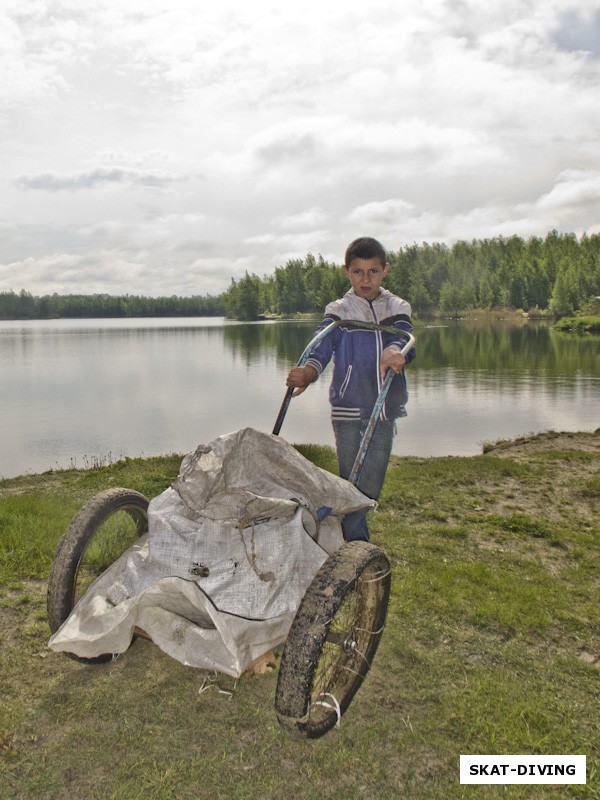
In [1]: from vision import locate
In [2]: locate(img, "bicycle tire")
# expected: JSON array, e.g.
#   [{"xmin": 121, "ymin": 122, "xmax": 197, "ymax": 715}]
[
  {"xmin": 47, "ymin": 487, "xmax": 149, "ymax": 664},
  {"xmin": 275, "ymin": 540, "xmax": 391, "ymax": 739}
]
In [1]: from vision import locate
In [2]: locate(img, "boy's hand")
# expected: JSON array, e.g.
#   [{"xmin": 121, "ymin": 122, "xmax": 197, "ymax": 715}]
[
  {"xmin": 286, "ymin": 365, "xmax": 318, "ymax": 396},
  {"xmin": 380, "ymin": 346, "xmax": 406, "ymax": 378}
]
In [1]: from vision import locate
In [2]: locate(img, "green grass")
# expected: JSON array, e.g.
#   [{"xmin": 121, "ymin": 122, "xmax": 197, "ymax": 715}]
[
  {"xmin": 580, "ymin": 470, "xmax": 600, "ymax": 498},
  {"xmin": 1, "ymin": 436, "xmax": 599, "ymax": 799},
  {"xmin": 0, "ymin": 454, "xmax": 181, "ymax": 583}
]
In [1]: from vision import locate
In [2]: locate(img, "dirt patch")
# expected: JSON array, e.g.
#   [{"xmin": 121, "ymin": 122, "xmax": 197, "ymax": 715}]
[
  {"xmin": 478, "ymin": 429, "xmax": 600, "ymax": 525},
  {"xmin": 483, "ymin": 428, "xmax": 600, "ymax": 457},
  {"xmin": 0, "ymin": 473, "xmax": 71, "ymax": 498}
]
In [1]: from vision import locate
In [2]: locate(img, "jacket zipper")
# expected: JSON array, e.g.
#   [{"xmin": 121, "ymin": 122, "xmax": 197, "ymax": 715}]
[
  {"xmin": 368, "ymin": 298, "xmax": 387, "ymax": 420},
  {"xmin": 339, "ymin": 364, "xmax": 352, "ymax": 397}
]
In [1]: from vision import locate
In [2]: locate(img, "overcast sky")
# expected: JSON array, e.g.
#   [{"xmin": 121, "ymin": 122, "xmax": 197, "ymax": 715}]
[{"xmin": 1, "ymin": 0, "xmax": 600, "ymax": 298}]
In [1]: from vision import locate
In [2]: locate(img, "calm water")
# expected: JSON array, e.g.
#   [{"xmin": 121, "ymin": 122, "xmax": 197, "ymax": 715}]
[{"xmin": 1, "ymin": 317, "xmax": 598, "ymax": 478}]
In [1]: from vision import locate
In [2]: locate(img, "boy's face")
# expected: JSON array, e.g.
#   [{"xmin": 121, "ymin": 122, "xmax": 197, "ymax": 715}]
[{"xmin": 344, "ymin": 257, "xmax": 389, "ymax": 301}]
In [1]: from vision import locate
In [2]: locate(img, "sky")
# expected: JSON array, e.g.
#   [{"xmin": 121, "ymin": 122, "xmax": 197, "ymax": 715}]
[{"xmin": 1, "ymin": 0, "xmax": 600, "ymax": 298}]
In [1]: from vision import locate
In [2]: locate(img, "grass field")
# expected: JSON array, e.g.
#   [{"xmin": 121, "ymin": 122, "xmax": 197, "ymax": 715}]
[{"xmin": 1, "ymin": 431, "xmax": 599, "ymax": 799}]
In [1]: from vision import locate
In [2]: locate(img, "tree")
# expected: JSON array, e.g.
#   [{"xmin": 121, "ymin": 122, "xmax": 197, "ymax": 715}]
[
  {"xmin": 223, "ymin": 273, "xmax": 261, "ymax": 320},
  {"xmin": 550, "ymin": 260, "xmax": 579, "ymax": 317},
  {"xmin": 275, "ymin": 259, "xmax": 308, "ymax": 314},
  {"xmin": 17, "ymin": 290, "xmax": 36, "ymax": 318},
  {"xmin": 410, "ymin": 278, "xmax": 433, "ymax": 315},
  {"xmin": 439, "ymin": 281, "xmax": 463, "ymax": 315},
  {"xmin": 478, "ymin": 273, "xmax": 494, "ymax": 309}
]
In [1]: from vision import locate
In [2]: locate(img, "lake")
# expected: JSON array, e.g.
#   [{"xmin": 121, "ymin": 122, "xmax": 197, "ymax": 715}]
[{"xmin": 1, "ymin": 316, "xmax": 598, "ymax": 479}]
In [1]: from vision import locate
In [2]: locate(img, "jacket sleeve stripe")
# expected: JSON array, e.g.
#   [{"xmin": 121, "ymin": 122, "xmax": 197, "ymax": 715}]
[{"xmin": 380, "ymin": 313, "xmax": 412, "ymax": 326}]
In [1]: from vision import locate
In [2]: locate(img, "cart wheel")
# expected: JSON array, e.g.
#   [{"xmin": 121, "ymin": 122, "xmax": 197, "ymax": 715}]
[
  {"xmin": 275, "ymin": 540, "xmax": 391, "ymax": 739},
  {"xmin": 47, "ymin": 487, "xmax": 149, "ymax": 663}
]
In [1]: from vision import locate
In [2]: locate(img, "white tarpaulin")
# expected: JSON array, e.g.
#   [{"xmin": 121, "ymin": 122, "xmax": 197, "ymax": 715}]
[{"xmin": 48, "ymin": 428, "xmax": 375, "ymax": 677}]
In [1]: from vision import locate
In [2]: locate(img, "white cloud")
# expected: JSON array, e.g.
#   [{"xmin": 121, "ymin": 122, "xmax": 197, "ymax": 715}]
[
  {"xmin": 348, "ymin": 200, "xmax": 415, "ymax": 230},
  {"xmin": 243, "ymin": 230, "xmax": 331, "ymax": 253},
  {"xmin": 1, "ymin": 250, "xmax": 148, "ymax": 294},
  {"xmin": 534, "ymin": 170, "xmax": 600, "ymax": 211},
  {"xmin": 1, "ymin": 0, "xmax": 600, "ymax": 296},
  {"xmin": 275, "ymin": 208, "xmax": 329, "ymax": 230},
  {"xmin": 15, "ymin": 166, "xmax": 188, "ymax": 191}
]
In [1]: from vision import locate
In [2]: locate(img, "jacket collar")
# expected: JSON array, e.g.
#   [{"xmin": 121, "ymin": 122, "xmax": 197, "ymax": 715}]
[{"xmin": 346, "ymin": 288, "xmax": 392, "ymax": 304}]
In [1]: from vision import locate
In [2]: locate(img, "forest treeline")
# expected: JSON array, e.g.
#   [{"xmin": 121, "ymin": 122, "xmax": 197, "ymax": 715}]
[
  {"xmin": 0, "ymin": 291, "xmax": 225, "ymax": 320},
  {"xmin": 223, "ymin": 231, "xmax": 600, "ymax": 320},
  {"xmin": 3, "ymin": 231, "xmax": 599, "ymax": 321}
]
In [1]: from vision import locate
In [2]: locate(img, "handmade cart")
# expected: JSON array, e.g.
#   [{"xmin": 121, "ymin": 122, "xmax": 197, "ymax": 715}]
[{"xmin": 47, "ymin": 323, "xmax": 414, "ymax": 739}]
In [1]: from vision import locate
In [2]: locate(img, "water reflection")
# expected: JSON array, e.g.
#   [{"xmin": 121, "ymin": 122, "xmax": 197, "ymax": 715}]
[
  {"xmin": 222, "ymin": 319, "xmax": 315, "ymax": 366},
  {"xmin": 0, "ymin": 317, "xmax": 598, "ymax": 477},
  {"xmin": 416, "ymin": 320, "xmax": 600, "ymax": 376}
]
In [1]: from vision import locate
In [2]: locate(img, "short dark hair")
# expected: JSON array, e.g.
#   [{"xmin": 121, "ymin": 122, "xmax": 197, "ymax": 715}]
[{"xmin": 344, "ymin": 237, "xmax": 387, "ymax": 268}]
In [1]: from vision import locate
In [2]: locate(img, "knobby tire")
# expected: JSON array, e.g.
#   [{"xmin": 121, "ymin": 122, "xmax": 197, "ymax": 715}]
[
  {"xmin": 275, "ymin": 540, "xmax": 391, "ymax": 739},
  {"xmin": 46, "ymin": 487, "xmax": 149, "ymax": 664}
]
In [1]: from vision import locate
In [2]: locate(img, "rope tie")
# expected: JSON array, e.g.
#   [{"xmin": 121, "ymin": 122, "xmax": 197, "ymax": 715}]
[
  {"xmin": 237, "ymin": 515, "xmax": 275, "ymax": 583},
  {"xmin": 353, "ymin": 623, "xmax": 385, "ymax": 635},
  {"xmin": 358, "ymin": 566, "xmax": 392, "ymax": 584},
  {"xmin": 198, "ymin": 671, "xmax": 238, "ymax": 700},
  {"xmin": 312, "ymin": 693, "xmax": 341, "ymax": 727}
]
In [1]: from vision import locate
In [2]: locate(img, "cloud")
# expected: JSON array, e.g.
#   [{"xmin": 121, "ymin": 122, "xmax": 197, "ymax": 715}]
[
  {"xmin": 345, "ymin": 167, "xmax": 600, "ymax": 247},
  {"xmin": 0, "ymin": 3, "xmax": 101, "ymax": 111},
  {"xmin": 89, "ymin": 148, "xmax": 172, "ymax": 168},
  {"xmin": 15, "ymin": 166, "xmax": 188, "ymax": 191},
  {"xmin": 243, "ymin": 230, "xmax": 331, "ymax": 252},
  {"xmin": 348, "ymin": 200, "xmax": 415, "ymax": 231},
  {"xmin": 248, "ymin": 116, "xmax": 503, "ymax": 191},
  {"xmin": 1, "ymin": 250, "xmax": 147, "ymax": 294},
  {"xmin": 0, "ymin": 248, "xmax": 230, "ymax": 297},
  {"xmin": 534, "ymin": 170, "xmax": 600, "ymax": 211},
  {"xmin": 275, "ymin": 208, "xmax": 329, "ymax": 230},
  {"xmin": 2, "ymin": 0, "xmax": 600, "ymax": 297}
]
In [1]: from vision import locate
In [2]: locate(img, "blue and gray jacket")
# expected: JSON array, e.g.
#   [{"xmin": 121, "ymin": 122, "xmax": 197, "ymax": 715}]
[{"xmin": 305, "ymin": 288, "xmax": 415, "ymax": 422}]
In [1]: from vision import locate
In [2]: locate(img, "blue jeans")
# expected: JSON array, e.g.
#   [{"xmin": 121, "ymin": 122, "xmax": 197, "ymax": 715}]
[{"xmin": 332, "ymin": 418, "xmax": 395, "ymax": 542}]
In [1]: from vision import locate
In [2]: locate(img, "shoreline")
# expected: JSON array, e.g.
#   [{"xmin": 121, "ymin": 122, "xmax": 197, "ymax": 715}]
[{"xmin": 1, "ymin": 427, "xmax": 598, "ymax": 491}]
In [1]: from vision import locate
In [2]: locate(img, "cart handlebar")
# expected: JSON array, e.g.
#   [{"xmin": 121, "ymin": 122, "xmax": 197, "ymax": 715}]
[{"xmin": 272, "ymin": 320, "xmax": 415, "ymax": 438}]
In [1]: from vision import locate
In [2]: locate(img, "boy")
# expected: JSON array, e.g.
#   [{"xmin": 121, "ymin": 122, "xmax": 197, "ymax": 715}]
[{"xmin": 286, "ymin": 236, "xmax": 415, "ymax": 542}]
